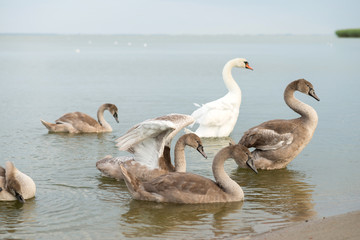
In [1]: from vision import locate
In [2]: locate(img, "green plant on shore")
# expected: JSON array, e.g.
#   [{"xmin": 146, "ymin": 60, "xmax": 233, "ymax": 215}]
[{"xmin": 335, "ymin": 28, "xmax": 360, "ymax": 38}]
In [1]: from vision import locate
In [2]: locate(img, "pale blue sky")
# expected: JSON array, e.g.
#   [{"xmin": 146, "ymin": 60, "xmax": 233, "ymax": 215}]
[{"xmin": 0, "ymin": 0, "xmax": 359, "ymax": 35}]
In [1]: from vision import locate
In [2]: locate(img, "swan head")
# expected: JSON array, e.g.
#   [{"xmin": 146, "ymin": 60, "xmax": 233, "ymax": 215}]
[
  {"xmin": 183, "ymin": 133, "xmax": 207, "ymax": 159},
  {"xmin": 233, "ymin": 144, "xmax": 258, "ymax": 174},
  {"xmin": 232, "ymin": 58, "xmax": 253, "ymax": 70},
  {"xmin": 294, "ymin": 79, "xmax": 320, "ymax": 101},
  {"xmin": 104, "ymin": 103, "xmax": 120, "ymax": 123}
]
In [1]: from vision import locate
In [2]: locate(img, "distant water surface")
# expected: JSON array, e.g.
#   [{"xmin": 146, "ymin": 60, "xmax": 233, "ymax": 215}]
[{"xmin": 0, "ymin": 34, "xmax": 359, "ymax": 239}]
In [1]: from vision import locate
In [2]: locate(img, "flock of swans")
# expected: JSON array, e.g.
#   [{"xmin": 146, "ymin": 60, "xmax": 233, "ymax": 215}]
[{"xmin": 1, "ymin": 58, "xmax": 319, "ymax": 204}]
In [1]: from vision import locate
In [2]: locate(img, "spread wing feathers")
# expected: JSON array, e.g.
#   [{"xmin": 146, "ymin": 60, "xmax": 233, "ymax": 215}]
[
  {"xmin": 116, "ymin": 119, "xmax": 176, "ymax": 169},
  {"xmin": 153, "ymin": 114, "xmax": 194, "ymax": 146},
  {"xmin": 190, "ymin": 97, "xmax": 237, "ymax": 127},
  {"xmin": 240, "ymin": 125, "xmax": 294, "ymax": 151},
  {"xmin": 56, "ymin": 112, "xmax": 99, "ymax": 127}
]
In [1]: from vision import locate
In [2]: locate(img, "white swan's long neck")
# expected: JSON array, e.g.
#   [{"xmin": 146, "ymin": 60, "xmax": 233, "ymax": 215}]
[
  {"xmin": 97, "ymin": 105, "xmax": 112, "ymax": 131},
  {"xmin": 212, "ymin": 147, "xmax": 243, "ymax": 197},
  {"xmin": 174, "ymin": 136, "xmax": 187, "ymax": 172},
  {"xmin": 284, "ymin": 84, "xmax": 318, "ymax": 129},
  {"xmin": 222, "ymin": 60, "xmax": 241, "ymax": 95}
]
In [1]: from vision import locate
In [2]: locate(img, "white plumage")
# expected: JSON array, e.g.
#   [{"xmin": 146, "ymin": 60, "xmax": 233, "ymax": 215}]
[
  {"xmin": 116, "ymin": 120, "xmax": 176, "ymax": 169},
  {"xmin": 188, "ymin": 58, "xmax": 253, "ymax": 138},
  {"xmin": 96, "ymin": 114, "xmax": 197, "ymax": 180}
]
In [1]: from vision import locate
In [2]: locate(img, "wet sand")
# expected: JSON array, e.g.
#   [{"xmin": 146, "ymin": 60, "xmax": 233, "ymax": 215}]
[{"xmin": 250, "ymin": 210, "xmax": 360, "ymax": 240}]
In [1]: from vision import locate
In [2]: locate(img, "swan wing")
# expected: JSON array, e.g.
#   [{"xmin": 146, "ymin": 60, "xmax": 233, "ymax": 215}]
[
  {"xmin": 239, "ymin": 120, "xmax": 296, "ymax": 151},
  {"xmin": 191, "ymin": 97, "xmax": 238, "ymax": 127},
  {"xmin": 143, "ymin": 172, "xmax": 226, "ymax": 203},
  {"xmin": 154, "ymin": 114, "xmax": 194, "ymax": 146},
  {"xmin": 56, "ymin": 112, "xmax": 99, "ymax": 127},
  {"xmin": 116, "ymin": 119, "xmax": 176, "ymax": 169}
]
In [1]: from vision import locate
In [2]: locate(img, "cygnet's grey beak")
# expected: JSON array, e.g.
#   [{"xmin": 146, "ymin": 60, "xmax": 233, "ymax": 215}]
[
  {"xmin": 246, "ymin": 157, "xmax": 258, "ymax": 174},
  {"xmin": 113, "ymin": 113, "xmax": 119, "ymax": 123},
  {"xmin": 309, "ymin": 90, "xmax": 320, "ymax": 101},
  {"xmin": 197, "ymin": 145, "xmax": 208, "ymax": 159}
]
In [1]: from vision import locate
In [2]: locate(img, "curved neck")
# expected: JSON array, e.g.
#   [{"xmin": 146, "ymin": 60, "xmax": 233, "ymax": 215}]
[
  {"xmin": 97, "ymin": 105, "xmax": 112, "ymax": 131},
  {"xmin": 284, "ymin": 83, "xmax": 318, "ymax": 128},
  {"xmin": 212, "ymin": 146, "xmax": 243, "ymax": 196},
  {"xmin": 174, "ymin": 136, "xmax": 187, "ymax": 172},
  {"xmin": 159, "ymin": 146, "xmax": 175, "ymax": 171},
  {"xmin": 222, "ymin": 60, "xmax": 241, "ymax": 95}
]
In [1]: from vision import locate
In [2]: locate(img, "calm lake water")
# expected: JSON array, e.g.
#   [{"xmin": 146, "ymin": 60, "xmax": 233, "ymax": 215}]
[{"xmin": 0, "ymin": 34, "xmax": 359, "ymax": 239}]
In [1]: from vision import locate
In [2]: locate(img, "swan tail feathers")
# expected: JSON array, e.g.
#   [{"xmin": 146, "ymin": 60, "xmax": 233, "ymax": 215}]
[
  {"xmin": 41, "ymin": 119, "xmax": 74, "ymax": 133},
  {"xmin": 40, "ymin": 119, "xmax": 56, "ymax": 131},
  {"xmin": 193, "ymin": 103, "xmax": 201, "ymax": 108}
]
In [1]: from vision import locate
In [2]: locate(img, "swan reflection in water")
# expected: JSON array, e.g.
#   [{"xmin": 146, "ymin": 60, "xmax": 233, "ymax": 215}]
[
  {"xmin": 232, "ymin": 167, "xmax": 316, "ymax": 223},
  {"xmin": 0, "ymin": 199, "xmax": 37, "ymax": 238},
  {"xmin": 201, "ymin": 137, "xmax": 316, "ymax": 223},
  {"xmin": 121, "ymin": 200, "xmax": 243, "ymax": 238}
]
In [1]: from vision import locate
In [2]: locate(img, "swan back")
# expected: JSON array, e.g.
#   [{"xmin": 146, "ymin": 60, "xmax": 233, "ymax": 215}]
[{"xmin": 0, "ymin": 162, "xmax": 36, "ymax": 202}]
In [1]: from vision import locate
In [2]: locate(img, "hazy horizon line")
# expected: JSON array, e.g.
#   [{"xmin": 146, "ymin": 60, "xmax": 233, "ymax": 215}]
[{"xmin": 0, "ymin": 32, "xmax": 335, "ymax": 36}]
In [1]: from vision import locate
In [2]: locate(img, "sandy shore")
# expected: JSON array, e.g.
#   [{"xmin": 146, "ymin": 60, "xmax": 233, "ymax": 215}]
[{"xmin": 249, "ymin": 210, "xmax": 360, "ymax": 240}]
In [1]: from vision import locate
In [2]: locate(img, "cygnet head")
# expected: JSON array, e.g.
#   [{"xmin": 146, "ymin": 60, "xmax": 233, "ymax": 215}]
[
  {"xmin": 233, "ymin": 58, "xmax": 253, "ymax": 70},
  {"xmin": 232, "ymin": 144, "xmax": 258, "ymax": 174},
  {"xmin": 293, "ymin": 79, "xmax": 320, "ymax": 101},
  {"xmin": 104, "ymin": 103, "xmax": 119, "ymax": 123},
  {"xmin": 182, "ymin": 133, "xmax": 207, "ymax": 159}
]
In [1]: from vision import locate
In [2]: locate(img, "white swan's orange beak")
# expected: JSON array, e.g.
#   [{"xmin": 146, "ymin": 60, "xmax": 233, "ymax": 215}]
[{"xmin": 245, "ymin": 63, "xmax": 253, "ymax": 70}]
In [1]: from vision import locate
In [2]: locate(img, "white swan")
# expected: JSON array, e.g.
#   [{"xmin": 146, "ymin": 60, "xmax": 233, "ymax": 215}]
[
  {"xmin": 0, "ymin": 162, "xmax": 36, "ymax": 202},
  {"xmin": 119, "ymin": 144, "xmax": 257, "ymax": 204},
  {"xmin": 238, "ymin": 79, "xmax": 319, "ymax": 170},
  {"xmin": 96, "ymin": 114, "xmax": 207, "ymax": 181},
  {"xmin": 187, "ymin": 58, "xmax": 253, "ymax": 138},
  {"xmin": 41, "ymin": 103, "xmax": 119, "ymax": 133}
]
